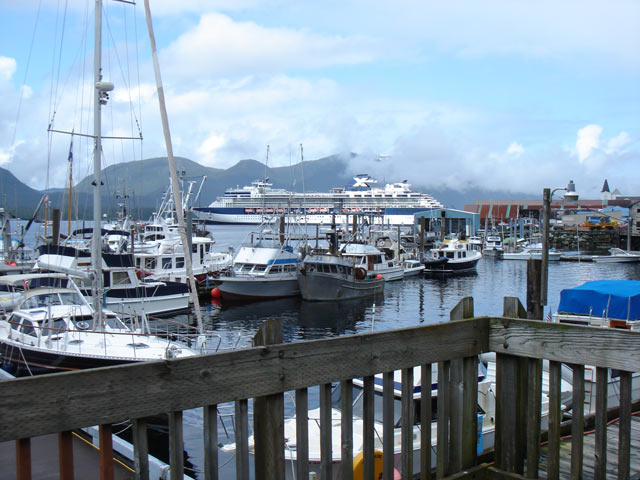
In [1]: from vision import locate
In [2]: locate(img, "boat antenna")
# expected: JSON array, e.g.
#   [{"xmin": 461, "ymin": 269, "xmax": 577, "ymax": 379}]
[
  {"xmin": 144, "ymin": 0, "xmax": 204, "ymax": 335},
  {"xmin": 300, "ymin": 144, "xmax": 308, "ymax": 231}
]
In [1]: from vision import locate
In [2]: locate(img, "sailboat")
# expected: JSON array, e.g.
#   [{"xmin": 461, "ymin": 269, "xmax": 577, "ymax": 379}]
[{"xmin": 0, "ymin": 0, "xmax": 203, "ymax": 374}]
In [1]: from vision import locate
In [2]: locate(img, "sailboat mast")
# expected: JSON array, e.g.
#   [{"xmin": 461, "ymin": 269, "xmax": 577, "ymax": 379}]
[
  {"xmin": 143, "ymin": 0, "xmax": 204, "ymax": 334},
  {"xmin": 92, "ymin": 0, "xmax": 104, "ymax": 324}
]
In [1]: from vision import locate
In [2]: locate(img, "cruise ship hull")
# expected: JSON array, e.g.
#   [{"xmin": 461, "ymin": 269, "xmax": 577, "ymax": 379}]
[{"xmin": 193, "ymin": 208, "xmax": 422, "ymax": 226}]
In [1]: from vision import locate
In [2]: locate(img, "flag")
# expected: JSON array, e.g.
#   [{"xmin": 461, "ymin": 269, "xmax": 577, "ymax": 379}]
[
  {"xmin": 68, "ymin": 135, "xmax": 73, "ymax": 162},
  {"xmin": 545, "ymin": 309, "xmax": 552, "ymax": 322}
]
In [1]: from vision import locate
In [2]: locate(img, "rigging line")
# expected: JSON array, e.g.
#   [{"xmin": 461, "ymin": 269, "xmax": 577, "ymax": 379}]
[
  {"xmin": 7, "ymin": 0, "xmax": 43, "ymax": 166},
  {"xmin": 50, "ymin": 0, "xmax": 71, "ymax": 130},
  {"xmin": 133, "ymin": 1, "xmax": 143, "ymax": 163},
  {"xmin": 103, "ymin": 5, "xmax": 143, "ymax": 140}
]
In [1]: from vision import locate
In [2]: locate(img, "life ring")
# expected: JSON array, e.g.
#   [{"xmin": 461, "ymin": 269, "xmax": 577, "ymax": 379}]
[
  {"xmin": 354, "ymin": 267, "xmax": 366, "ymax": 280},
  {"xmin": 76, "ymin": 321, "xmax": 90, "ymax": 330}
]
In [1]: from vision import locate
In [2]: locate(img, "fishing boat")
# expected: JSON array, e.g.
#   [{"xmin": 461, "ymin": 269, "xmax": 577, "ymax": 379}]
[
  {"xmin": 193, "ymin": 174, "xmax": 443, "ymax": 226},
  {"xmin": 422, "ymin": 239, "xmax": 482, "ymax": 274},
  {"xmin": 482, "ymin": 235, "xmax": 504, "ymax": 258},
  {"xmin": 590, "ymin": 248, "xmax": 640, "ymax": 263},
  {"xmin": 215, "ymin": 218, "xmax": 303, "ymax": 301},
  {"xmin": 297, "ymin": 232, "xmax": 385, "ymax": 301},
  {"xmin": 340, "ymin": 243, "xmax": 404, "ymax": 281},
  {"xmin": 0, "ymin": 286, "xmax": 203, "ymax": 375},
  {"xmin": 502, "ymin": 243, "xmax": 561, "ymax": 261},
  {"xmin": 35, "ymin": 245, "xmax": 190, "ymax": 316},
  {"xmin": 401, "ymin": 258, "xmax": 425, "ymax": 276}
]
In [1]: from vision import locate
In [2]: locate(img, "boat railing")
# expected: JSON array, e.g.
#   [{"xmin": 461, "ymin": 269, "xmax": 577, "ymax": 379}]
[{"xmin": 1, "ymin": 296, "xmax": 638, "ymax": 479}]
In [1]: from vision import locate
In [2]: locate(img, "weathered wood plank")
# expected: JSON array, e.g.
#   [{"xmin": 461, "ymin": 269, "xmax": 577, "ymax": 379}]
[
  {"xmin": 16, "ymin": 437, "xmax": 31, "ymax": 480},
  {"xmin": 546, "ymin": 361, "xmax": 561, "ymax": 479},
  {"xmin": 449, "ymin": 358, "xmax": 463, "ymax": 473},
  {"xmin": 363, "ymin": 375, "xmax": 375, "ymax": 480},
  {"xmin": 168, "ymin": 413, "xmax": 183, "ymax": 480},
  {"xmin": 401, "ymin": 367, "xmax": 414, "ymax": 478},
  {"xmin": 132, "ymin": 419, "xmax": 149, "ymax": 480},
  {"xmin": 339, "ymin": 381, "xmax": 353, "ymax": 480},
  {"xmin": 203, "ymin": 406, "xmax": 218, "ymax": 480},
  {"xmin": 569, "ymin": 364, "xmax": 584, "ymax": 480},
  {"xmin": 495, "ymin": 352, "xmax": 520, "ymax": 473},
  {"xmin": 383, "ymin": 372, "xmax": 394, "ymax": 480},
  {"xmin": 58, "ymin": 430, "xmax": 74, "ymax": 480},
  {"xmin": 489, "ymin": 318, "xmax": 640, "ymax": 371},
  {"xmin": 0, "ymin": 318, "xmax": 490, "ymax": 442},
  {"xmin": 252, "ymin": 319, "xmax": 285, "ymax": 480},
  {"xmin": 421, "ymin": 364, "xmax": 432, "ymax": 480},
  {"xmin": 320, "ymin": 382, "xmax": 333, "ymax": 480},
  {"xmin": 99, "ymin": 424, "xmax": 114, "ymax": 480},
  {"xmin": 525, "ymin": 358, "xmax": 541, "ymax": 479},
  {"xmin": 437, "ymin": 361, "xmax": 451, "ymax": 477},
  {"xmin": 296, "ymin": 388, "xmax": 310, "ymax": 480},
  {"xmin": 461, "ymin": 356, "xmax": 478, "ymax": 469},
  {"xmin": 234, "ymin": 399, "xmax": 249, "ymax": 480},
  {"xmin": 594, "ymin": 367, "xmax": 608, "ymax": 479},
  {"xmin": 618, "ymin": 371, "xmax": 631, "ymax": 480}
]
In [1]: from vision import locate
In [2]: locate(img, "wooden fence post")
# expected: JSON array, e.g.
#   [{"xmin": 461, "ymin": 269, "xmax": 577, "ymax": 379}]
[{"xmin": 252, "ymin": 318, "xmax": 285, "ymax": 480}]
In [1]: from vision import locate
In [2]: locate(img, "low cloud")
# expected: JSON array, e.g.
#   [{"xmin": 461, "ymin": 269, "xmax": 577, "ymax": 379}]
[{"xmin": 0, "ymin": 57, "xmax": 16, "ymax": 81}]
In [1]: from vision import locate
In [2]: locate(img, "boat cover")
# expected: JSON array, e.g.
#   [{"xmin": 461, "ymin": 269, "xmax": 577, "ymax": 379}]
[{"xmin": 557, "ymin": 280, "xmax": 640, "ymax": 320}]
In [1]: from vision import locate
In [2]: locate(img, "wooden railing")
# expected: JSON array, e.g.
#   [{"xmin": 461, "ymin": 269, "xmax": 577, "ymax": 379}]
[{"xmin": 1, "ymin": 296, "xmax": 639, "ymax": 479}]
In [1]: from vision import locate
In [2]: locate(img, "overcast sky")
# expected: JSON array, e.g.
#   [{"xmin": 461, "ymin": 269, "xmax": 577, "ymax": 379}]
[{"xmin": 0, "ymin": 0, "xmax": 638, "ymax": 199}]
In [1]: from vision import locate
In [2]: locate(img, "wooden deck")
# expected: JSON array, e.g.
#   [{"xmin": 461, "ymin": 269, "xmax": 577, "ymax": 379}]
[{"xmin": 537, "ymin": 413, "xmax": 640, "ymax": 479}]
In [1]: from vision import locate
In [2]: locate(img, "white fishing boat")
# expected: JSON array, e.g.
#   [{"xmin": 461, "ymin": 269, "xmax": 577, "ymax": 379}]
[
  {"xmin": 482, "ymin": 235, "xmax": 504, "ymax": 258},
  {"xmin": 215, "ymin": 219, "xmax": 303, "ymax": 301},
  {"xmin": 402, "ymin": 258, "xmax": 425, "ymax": 276},
  {"xmin": 502, "ymin": 243, "xmax": 561, "ymax": 261},
  {"xmin": 590, "ymin": 248, "xmax": 640, "ymax": 263},
  {"xmin": 340, "ymin": 243, "xmax": 404, "ymax": 281},
  {"xmin": 423, "ymin": 239, "xmax": 482, "ymax": 274}
]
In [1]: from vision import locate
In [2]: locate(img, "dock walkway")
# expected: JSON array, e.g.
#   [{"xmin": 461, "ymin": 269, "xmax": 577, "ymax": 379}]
[{"xmin": 538, "ymin": 413, "xmax": 640, "ymax": 478}]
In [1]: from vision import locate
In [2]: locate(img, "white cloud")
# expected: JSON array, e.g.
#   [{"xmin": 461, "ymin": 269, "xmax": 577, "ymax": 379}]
[
  {"xmin": 160, "ymin": 13, "xmax": 378, "ymax": 82},
  {"xmin": 576, "ymin": 124, "xmax": 602, "ymax": 163},
  {"xmin": 507, "ymin": 142, "xmax": 524, "ymax": 156},
  {"xmin": 0, "ymin": 148, "xmax": 10, "ymax": 165},
  {"xmin": 606, "ymin": 131, "xmax": 632, "ymax": 153},
  {"xmin": 197, "ymin": 133, "xmax": 226, "ymax": 165},
  {"xmin": 0, "ymin": 57, "xmax": 16, "ymax": 81}
]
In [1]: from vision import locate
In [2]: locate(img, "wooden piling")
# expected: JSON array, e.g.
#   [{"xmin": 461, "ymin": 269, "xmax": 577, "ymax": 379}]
[{"xmin": 252, "ymin": 318, "xmax": 285, "ymax": 480}]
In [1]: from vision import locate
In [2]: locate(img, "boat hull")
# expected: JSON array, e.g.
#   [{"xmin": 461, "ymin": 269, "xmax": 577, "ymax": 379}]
[
  {"xmin": 217, "ymin": 276, "xmax": 300, "ymax": 300},
  {"xmin": 298, "ymin": 272, "xmax": 384, "ymax": 301},
  {"xmin": 423, "ymin": 257, "xmax": 480, "ymax": 275}
]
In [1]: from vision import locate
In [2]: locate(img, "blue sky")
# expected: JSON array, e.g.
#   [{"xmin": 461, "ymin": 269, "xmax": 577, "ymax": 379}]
[{"xmin": 0, "ymin": 0, "xmax": 638, "ymax": 200}]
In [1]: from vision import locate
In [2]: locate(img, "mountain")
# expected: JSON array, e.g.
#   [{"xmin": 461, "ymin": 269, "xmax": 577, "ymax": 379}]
[
  {"xmin": 1, "ymin": 155, "xmax": 537, "ymax": 220},
  {"xmin": 0, "ymin": 167, "xmax": 44, "ymax": 218}
]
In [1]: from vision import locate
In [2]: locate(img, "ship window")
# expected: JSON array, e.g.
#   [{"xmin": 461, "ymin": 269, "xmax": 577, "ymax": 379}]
[
  {"xmin": 176, "ymin": 257, "xmax": 185, "ymax": 268},
  {"xmin": 42, "ymin": 318, "xmax": 67, "ymax": 336},
  {"xmin": 446, "ymin": 252, "xmax": 454, "ymax": 259},
  {"xmin": 254, "ymin": 265, "xmax": 267, "ymax": 273},
  {"xmin": 9, "ymin": 315, "xmax": 21, "ymax": 330},
  {"xmin": 162, "ymin": 257, "xmax": 172, "ymax": 269},
  {"xmin": 330, "ymin": 265, "xmax": 338, "ymax": 273},
  {"xmin": 20, "ymin": 320, "xmax": 36, "ymax": 337},
  {"xmin": 144, "ymin": 258, "xmax": 157, "ymax": 270},
  {"xmin": 112, "ymin": 271, "xmax": 130, "ymax": 285},
  {"xmin": 271, "ymin": 265, "xmax": 281, "ymax": 273},
  {"xmin": 308, "ymin": 264, "xmax": 316, "ymax": 272}
]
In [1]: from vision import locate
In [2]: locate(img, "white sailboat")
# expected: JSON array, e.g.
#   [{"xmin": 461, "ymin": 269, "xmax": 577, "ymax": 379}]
[{"xmin": 0, "ymin": 0, "xmax": 204, "ymax": 374}]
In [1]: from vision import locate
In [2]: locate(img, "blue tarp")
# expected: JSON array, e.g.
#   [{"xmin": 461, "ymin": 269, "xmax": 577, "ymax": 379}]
[{"xmin": 557, "ymin": 280, "xmax": 640, "ymax": 321}]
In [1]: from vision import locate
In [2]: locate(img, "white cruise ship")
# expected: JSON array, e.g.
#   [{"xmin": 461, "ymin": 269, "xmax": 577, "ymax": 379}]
[{"xmin": 193, "ymin": 174, "xmax": 443, "ymax": 225}]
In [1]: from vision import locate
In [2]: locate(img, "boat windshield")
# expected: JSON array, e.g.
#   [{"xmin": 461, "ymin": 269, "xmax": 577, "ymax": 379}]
[{"xmin": 22, "ymin": 292, "xmax": 85, "ymax": 309}]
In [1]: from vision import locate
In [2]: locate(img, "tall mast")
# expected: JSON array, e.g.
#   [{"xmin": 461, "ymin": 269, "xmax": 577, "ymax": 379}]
[{"xmin": 92, "ymin": 0, "xmax": 106, "ymax": 325}]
